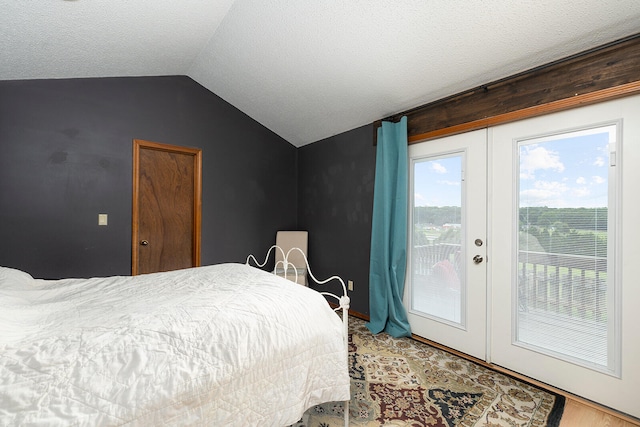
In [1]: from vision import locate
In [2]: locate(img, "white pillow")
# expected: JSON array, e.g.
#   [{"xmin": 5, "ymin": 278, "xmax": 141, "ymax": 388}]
[
  {"xmin": 0, "ymin": 267, "xmax": 39, "ymax": 343},
  {"xmin": 0, "ymin": 266, "xmax": 35, "ymax": 291}
]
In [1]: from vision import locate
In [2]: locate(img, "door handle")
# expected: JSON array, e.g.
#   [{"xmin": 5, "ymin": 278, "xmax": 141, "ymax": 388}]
[
  {"xmin": 140, "ymin": 240, "xmax": 149, "ymax": 246},
  {"xmin": 473, "ymin": 255, "xmax": 483, "ymax": 264}
]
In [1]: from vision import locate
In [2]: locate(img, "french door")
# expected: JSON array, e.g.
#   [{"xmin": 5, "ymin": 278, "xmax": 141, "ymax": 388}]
[
  {"xmin": 406, "ymin": 94, "xmax": 640, "ymax": 418},
  {"xmin": 405, "ymin": 129, "xmax": 487, "ymax": 360},
  {"xmin": 489, "ymin": 95, "xmax": 639, "ymax": 417}
]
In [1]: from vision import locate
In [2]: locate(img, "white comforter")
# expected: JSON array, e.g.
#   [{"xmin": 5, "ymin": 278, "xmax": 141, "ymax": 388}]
[{"xmin": 0, "ymin": 263, "xmax": 350, "ymax": 426}]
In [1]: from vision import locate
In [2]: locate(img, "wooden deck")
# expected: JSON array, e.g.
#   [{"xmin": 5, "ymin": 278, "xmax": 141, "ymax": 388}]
[
  {"xmin": 517, "ymin": 309, "xmax": 608, "ymax": 367},
  {"xmin": 411, "ymin": 272, "xmax": 609, "ymax": 368},
  {"xmin": 410, "ymin": 273, "xmax": 462, "ymax": 324}
]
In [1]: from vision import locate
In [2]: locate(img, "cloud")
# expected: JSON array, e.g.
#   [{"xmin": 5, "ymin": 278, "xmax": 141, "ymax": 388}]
[
  {"xmin": 576, "ymin": 177, "xmax": 586, "ymax": 184},
  {"xmin": 414, "ymin": 192, "xmax": 453, "ymax": 207},
  {"xmin": 414, "ymin": 193, "xmax": 428, "ymax": 205},
  {"xmin": 520, "ymin": 145, "xmax": 564, "ymax": 179},
  {"xmin": 593, "ymin": 156, "xmax": 605, "ymax": 167},
  {"xmin": 571, "ymin": 187, "xmax": 591, "ymax": 198},
  {"xmin": 520, "ymin": 180, "xmax": 568, "ymax": 206},
  {"xmin": 533, "ymin": 180, "xmax": 568, "ymax": 193},
  {"xmin": 521, "ymin": 178, "xmax": 607, "ymax": 208},
  {"xmin": 591, "ymin": 175, "xmax": 605, "ymax": 184},
  {"xmin": 437, "ymin": 180, "xmax": 460, "ymax": 186},
  {"xmin": 430, "ymin": 162, "xmax": 447, "ymax": 174}
]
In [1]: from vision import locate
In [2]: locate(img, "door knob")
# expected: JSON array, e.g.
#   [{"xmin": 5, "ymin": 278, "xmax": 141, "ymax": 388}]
[
  {"xmin": 140, "ymin": 240, "xmax": 149, "ymax": 246},
  {"xmin": 473, "ymin": 255, "xmax": 483, "ymax": 264}
]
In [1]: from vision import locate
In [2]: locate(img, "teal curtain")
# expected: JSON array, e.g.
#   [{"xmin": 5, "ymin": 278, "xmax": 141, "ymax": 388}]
[{"xmin": 366, "ymin": 116, "xmax": 411, "ymax": 338}]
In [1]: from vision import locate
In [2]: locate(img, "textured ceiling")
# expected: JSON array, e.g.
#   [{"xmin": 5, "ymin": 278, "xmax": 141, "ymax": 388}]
[{"xmin": 1, "ymin": 1, "xmax": 639, "ymax": 146}]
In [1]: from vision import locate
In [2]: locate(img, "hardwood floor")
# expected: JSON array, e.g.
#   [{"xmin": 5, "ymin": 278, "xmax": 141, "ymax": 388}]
[{"xmin": 559, "ymin": 399, "xmax": 639, "ymax": 427}]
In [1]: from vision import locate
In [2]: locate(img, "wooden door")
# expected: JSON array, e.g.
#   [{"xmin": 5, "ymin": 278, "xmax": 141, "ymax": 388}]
[{"xmin": 132, "ymin": 139, "xmax": 202, "ymax": 275}]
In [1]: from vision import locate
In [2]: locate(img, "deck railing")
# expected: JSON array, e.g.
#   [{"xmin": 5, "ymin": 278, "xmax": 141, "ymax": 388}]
[
  {"xmin": 518, "ymin": 250, "xmax": 607, "ymax": 321},
  {"xmin": 412, "ymin": 244, "xmax": 461, "ymax": 275},
  {"xmin": 412, "ymin": 244, "xmax": 607, "ymax": 321}
]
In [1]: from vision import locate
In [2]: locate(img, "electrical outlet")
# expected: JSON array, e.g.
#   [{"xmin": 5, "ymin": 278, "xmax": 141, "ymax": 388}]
[{"xmin": 347, "ymin": 280, "xmax": 354, "ymax": 291}]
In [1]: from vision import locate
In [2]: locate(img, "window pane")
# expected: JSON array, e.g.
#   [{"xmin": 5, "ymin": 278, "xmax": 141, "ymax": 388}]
[
  {"xmin": 411, "ymin": 154, "xmax": 464, "ymax": 325},
  {"xmin": 517, "ymin": 125, "xmax": 615, "ymax": 371}
]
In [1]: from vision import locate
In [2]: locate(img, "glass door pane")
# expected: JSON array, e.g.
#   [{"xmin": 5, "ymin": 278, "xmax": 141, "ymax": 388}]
[
  {"xmin": 516, "ymin": 125, "xmax": 617, "ymax": 372},
  {"xmin": 411, "ymin": 154, "xmax": 464, "ymax": 325},
  {"xmin": 407, "ymin": 129, "xmax": 486, "ymax": 360},
  {"xmin": 489, "ymin": 96, "xmax": 638, "ymax": 416}
]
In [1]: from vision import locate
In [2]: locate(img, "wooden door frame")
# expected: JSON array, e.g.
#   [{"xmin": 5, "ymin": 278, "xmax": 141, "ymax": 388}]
[{"xmin": 132, "ymin": 139, "xmax": 202, "ymax": 275}]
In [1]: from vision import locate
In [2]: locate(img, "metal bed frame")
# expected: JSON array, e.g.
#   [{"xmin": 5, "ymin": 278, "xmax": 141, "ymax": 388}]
[{"xmin": 246, "ymin": 245, "xmax": 351, "ymax": 426}]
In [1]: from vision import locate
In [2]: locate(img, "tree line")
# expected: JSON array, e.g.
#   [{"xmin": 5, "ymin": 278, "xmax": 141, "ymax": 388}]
[
  {"xmin": 518, "ymin": 206, "xmax": 607, "ymax": 231},
  {"xmin": 414, "ymin": 205, "xmax": 607, "ymax": 231},
  {"xmin": 519, "ymin": 207, "xmax": 607, "ymax": 257},
  {"xmin": 414, "ymin": 206, "xmax": 608, "ymax": 257}
]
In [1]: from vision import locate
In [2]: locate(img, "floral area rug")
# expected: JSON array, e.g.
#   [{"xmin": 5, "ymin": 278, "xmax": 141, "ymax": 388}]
[{"xmin": 296, "ymin": 317, "xmax": 564, "ymax": 427}]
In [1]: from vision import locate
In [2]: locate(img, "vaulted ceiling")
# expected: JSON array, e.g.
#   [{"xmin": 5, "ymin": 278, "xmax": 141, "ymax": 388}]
[{"xmin": 1, "ymin": 1, "xmax": 639, "ymax": 146}]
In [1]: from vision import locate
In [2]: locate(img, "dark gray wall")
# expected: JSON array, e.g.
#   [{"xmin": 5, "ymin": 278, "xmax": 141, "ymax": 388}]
[
  {"xmin": 298, "ymin": 124, "xmax": 375, "ymax": 315},
  {"xmin": 0, "ymin": 76, "xmax": 297, "ymax": 279}
]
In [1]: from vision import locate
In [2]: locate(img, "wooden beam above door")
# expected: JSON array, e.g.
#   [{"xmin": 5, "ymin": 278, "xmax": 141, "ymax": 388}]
[{"xmin": 373, "ymin": 33, "xmax": 640, "ymax": 144}]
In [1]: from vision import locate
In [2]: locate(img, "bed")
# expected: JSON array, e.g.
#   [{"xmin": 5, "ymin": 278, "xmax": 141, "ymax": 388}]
[{"xmin": 0, "ymin": 246, "xmax": 351, "ymax": 426}]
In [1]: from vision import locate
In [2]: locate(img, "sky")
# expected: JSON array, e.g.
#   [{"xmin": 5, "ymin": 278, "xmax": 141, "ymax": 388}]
[
  {"xmin": 413, "ymin": 125, "xmax": 614, "ymax": 209},
  {"xmin": 413, "ymin": 154, "xmax": 462, "ymax": 207}
]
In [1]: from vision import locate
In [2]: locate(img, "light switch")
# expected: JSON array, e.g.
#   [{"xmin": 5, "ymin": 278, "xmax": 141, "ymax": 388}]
[{"xmin": 98, "ymin": 213, "xmax": 108, "ymax": 226}]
